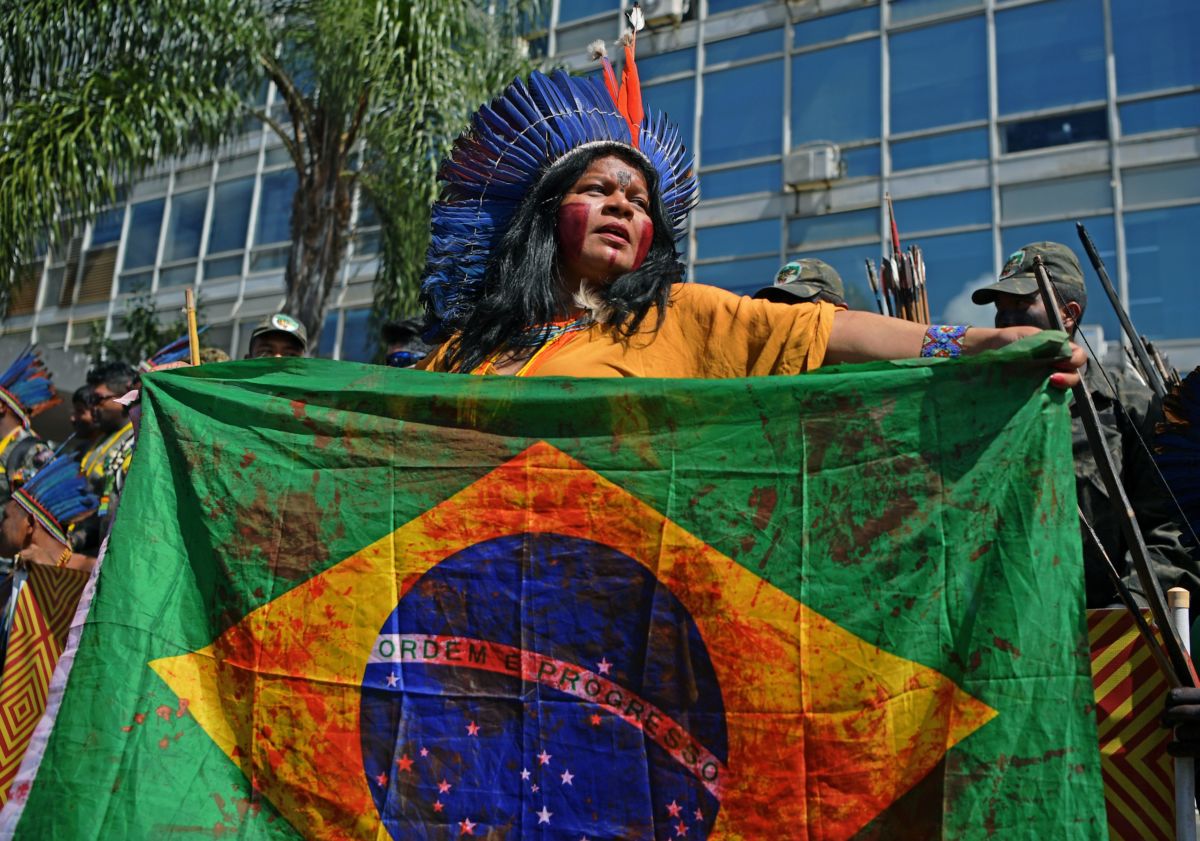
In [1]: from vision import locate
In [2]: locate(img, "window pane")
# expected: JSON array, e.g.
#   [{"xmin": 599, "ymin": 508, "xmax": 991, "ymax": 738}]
[
  {"xmin": 118, "ymin": 271, "xmax": 153, "ymax": 295},
  {"xmin": 891, "ymin": 127, "xmax": 989, "ymax": 171},
  {"xmin": 1000, "ymin": 174, "xmax": 1112, "ymax": 223},
  {"xmin": 841, "ymin": 145, "xmax": 881, "ymax": 178},
  {"xmin": 558, "ymin": 0, "xmax": 613, "ymax": 23},
  {"xmin": 1120, "ymin": 93, "xmax": 1200, "ymax": 136},
  {"xmin": 889, "ymin": 0, "xmax": 981, "ymax": 24},
  {"xmin": 916, "ymin": 229, "xmax": 993, "ymax": 324},
  {"xmin": 788, "ymin": 242, "xmax": 880, "ymax": 311},
  {"xmin": 890, "ymin": 17, "xmax": 987, "ymax": 133},
  {"xmin": 793, "ymin": 8, "xmax": 877, "ymax": 49},
  {"xmin": 788, "ymin": 208, "xmax": 877, "ymax": 249},
  {"xmin": 693, "ymin": 256, "xmax": 781, "ymax": 294},
  {"xmin": 1002, "ymin": 215, "xmax": 1120, "ymax": 340},
  {"xmin": 159, "ymin": 264, "xmax": 196, "ymax": 288},
  {"xmin": 644, "ymin": 77, "xmax": 696, "ymax": 154},
  {"xmin": 893, "ymin": 189, "xmax": 991, "ymax": 234},
  {"xmin": 256, "ymin": 170, "xmax": 297, "ymax": 246},
  {"xmin": 1113, "ymin": 0, "xmax": 1200, "ymax": 95},
  {"xmin": 555, "ymin": 18, "xmax": 615, "ymax": 54},
  {"xmin": 1124, "ymin": 203, "xmax": 1200, "ymax": 339},
  {"xmin": 90, "ymin": 208, "xmax": 124, "ymax": 246},
  {"xmin": 996, "ymin": 0, "xmax": 1106, "ymax": 114},
  {"xmin": 696, "ymin": 218, "xmax": 778, "ymax": 260},
  {"xmin": 706, "ymin": 29, "xmax": 781, "ymax": 65},
  {"xmin": 204, "ymin": 255, "xmax": 244, "ymax": 281},
  {"xmin": 341, "ymin": 308, "xmax": 375, "ymax": 362},
  {"xmin": 122, "ymin": 199, "xmax": 165, "ymax": 269},
  {"xmin": 709, "ymin": 0, "xmax": 767, "ymax": 13},
  {"xmin": 208, "ymin": 176, "xmax": 254, "ymax": 253},
  {"xmin": 700, "ymin": 162, "xmax": 781, "ymax": 200},
  {"xmin": 250, "ymin": 246, "xmax": 289, "ymax": 272},
  {"xmin": 638, "ymin": 48, "xmax": 695, "ymax": 82},
  {"xmin": 791, "ymin": 41, "xmax": 880, "ymax": 145},
  {"xmin": 1002, "ymin": 108, "xmax": 1108, "ymax": 154},
  {"xmin": 1123, "ymin": 161, "xmax": 1200, "ymax": 207},
  {"xmin": 703, "ymin": 60, "xmax": 782, "ymax": 165},
  {"xmin": 163, "ymin": 189, "xmax": 207, "ymax": 262},
  {"xmin": 316, "ymin": 311, "xmax": 339, "ymax": 358}
]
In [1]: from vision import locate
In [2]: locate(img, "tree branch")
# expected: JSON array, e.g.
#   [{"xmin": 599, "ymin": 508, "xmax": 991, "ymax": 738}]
[
  {"xmin": 258, "ymin": 53, "xmax": 313, "ymax": 159},
  {"xmin": 251, "ymin": 107, "xmax": 305, "ymax": 173}
]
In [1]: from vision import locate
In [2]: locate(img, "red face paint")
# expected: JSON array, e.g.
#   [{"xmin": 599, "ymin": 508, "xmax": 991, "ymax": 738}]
[
  {"xmin": 556, "ymin": 203, "xmax": 590, "ymax": 264},
  {"xmin": 632, "ymin": 219, "xmax": 654, "ymax": 270}
]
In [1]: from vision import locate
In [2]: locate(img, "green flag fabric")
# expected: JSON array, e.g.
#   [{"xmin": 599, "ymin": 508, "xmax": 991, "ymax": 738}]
[{"xmin": 0, "ymin": 335, "xmax": 1104, "ymax": 840}]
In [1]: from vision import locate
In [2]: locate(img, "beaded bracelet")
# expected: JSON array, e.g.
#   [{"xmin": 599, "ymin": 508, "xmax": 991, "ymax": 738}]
[{"xmin": 920, "ymin": 324, "xmax": 969, "ymax": 358}]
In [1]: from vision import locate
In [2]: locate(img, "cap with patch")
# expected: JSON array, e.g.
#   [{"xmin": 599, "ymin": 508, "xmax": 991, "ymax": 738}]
[
  {"xmin": 971, "ymin": 242, "xmax": 1087, "ymax": 311},
  {"xmin": 753, "ymin": 259, "xmax": 845, "ymax": 305},
  {"xmin": 250, "ymin": 313, "xmax": 308, "ymax": 351}
]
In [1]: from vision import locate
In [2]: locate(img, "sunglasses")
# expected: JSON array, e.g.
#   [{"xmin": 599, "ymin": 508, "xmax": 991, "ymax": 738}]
[{"xmin": 386, "ymin": 350, "xmax": 426, "ymax": 368}]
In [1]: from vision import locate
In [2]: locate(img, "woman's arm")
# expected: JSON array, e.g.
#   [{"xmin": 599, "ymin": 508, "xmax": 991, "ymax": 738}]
[{"xmin": 825, "ymin": 310, "xmax": 1085, "ymax": 388}]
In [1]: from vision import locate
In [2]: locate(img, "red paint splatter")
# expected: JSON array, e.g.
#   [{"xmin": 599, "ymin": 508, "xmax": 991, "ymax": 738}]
[
  {"xmin": 176, "ymin": 698, "xmax": 190, "ymax": 718},
  {"xmin": 556, "ymin": 203, "xmax": 589, "ymax": 263},
  {"xmin": 992, "ymin": 635, "xmax": 1022, "ymax": 657},
  {"xmin": 133, "ymin": 713, "xmax": 146, "ymax": 725},
  {"xmin": 632, "ymin": 218, "xmax": 653, "ymax": 269},
  {"xmin": 158, "ymin": 737, "xmax": 170, "ymax": 750},
  {"xmin": 156, "ymin": 704, "xmax": 173, "ymax": 721},
  {"xmin": 290, "ymin": 399, "xmax": 307, "ymax": 420},
  {"xmin": 240, "ymin": 450, "xmax": 256, "ymax": 469}
]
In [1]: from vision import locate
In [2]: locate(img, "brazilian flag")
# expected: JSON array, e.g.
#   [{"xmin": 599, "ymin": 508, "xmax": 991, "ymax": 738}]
[{"xmin": 0, "ymin": 336, "xmax": 1105, "ymax": 840}]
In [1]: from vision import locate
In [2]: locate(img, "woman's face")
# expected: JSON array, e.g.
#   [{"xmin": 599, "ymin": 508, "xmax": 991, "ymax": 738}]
[{"xmin": 556, "ymin": 154, "xmax": 654, "ymax": 287}]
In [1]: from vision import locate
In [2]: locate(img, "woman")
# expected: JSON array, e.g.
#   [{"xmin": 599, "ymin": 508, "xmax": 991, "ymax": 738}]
[{"xmin": 418, "ymin": 57, "xmax": 1082, "ymax": 385}]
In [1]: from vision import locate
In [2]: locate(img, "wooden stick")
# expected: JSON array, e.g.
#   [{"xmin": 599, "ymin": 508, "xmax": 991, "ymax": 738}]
[
  {"xmin": 1170, "ymin": 588, "xmax": 1198, "ymax": 841},
  {"xmin": 184, "ymin": 289, "xmax": 201, "ymax": 367}
]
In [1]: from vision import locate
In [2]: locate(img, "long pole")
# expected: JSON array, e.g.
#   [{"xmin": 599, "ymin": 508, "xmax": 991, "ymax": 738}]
[
  {"xmin": 1076, "ymin": 222, "xmax": 1167, "ymax": 400},
  {"xmin": 184, "ymin": 289, "xmax": 201, "ymax": 367},
  {"xmin": 1034, "ymin": 255, "xmax": 1197, "ymax": 687},
  {"xmin": 1172, "ymin": 587, "xmax": 1197, "ymax": 841}
]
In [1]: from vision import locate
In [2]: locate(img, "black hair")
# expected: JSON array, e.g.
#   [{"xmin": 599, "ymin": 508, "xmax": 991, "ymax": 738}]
[
  {"xmin": 72, "ymin": 384, "xmax": 93, "ymax": 405},
  {"xmin": 438, "ymin": 144, "xmax": 685, "ymax": 373},
  {"xmin": 382, "ymin": 318, "xmax": 431, "ymax": 353},
  {"xmin": 86, "ymin": 361, "xmax": 136, "ymax": 395}
]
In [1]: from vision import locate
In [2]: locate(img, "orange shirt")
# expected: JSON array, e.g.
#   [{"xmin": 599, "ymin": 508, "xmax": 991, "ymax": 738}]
[{"xmin": 419, "ymin": 282, "xmax": 836, "ymax": 378}]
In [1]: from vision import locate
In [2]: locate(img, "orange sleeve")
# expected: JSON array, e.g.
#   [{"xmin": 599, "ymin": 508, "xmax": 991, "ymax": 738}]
[
  {"xmin": 415, "ymin": 343, "xmax": 450, "ymax": 372},
  {"xmin": 647, "ymin": 283, "xmax": 836, "ymax": 378}
]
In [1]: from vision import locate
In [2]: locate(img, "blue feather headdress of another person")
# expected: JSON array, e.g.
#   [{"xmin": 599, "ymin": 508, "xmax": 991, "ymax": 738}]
[
  {"xmin": 0, "ymin": 348, "xmax": 60, "ymax": 428},
  {"xmin": 11, "ymin": 452, "xmax": 100, "ymax": 548},
  {"xmin": 138, "ymin": 327, "xmax": 208, "ymax": 372},
  {"xmin": 421, "ymin": 4, "xmax": 697, "ymax": 339}
]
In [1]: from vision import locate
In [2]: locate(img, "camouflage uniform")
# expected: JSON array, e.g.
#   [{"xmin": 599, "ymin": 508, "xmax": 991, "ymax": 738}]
[{"xmin": 1075, "ymin": 367, "xmax": 1198, "ymax": 607}]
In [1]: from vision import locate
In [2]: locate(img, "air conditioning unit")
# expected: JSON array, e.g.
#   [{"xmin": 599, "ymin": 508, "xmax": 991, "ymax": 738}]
[
  {"xmin": 638, "ymin": 0, "xmax": 689, "ymax": 27},
  {"xmin": 784, "ymin": 142, "xmax": 842, "ymax": 190}
]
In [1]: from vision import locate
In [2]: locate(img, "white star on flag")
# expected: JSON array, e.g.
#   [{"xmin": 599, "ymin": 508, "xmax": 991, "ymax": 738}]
[
  {"xmin": 537, "ymin": 749, "xmax": 552, "ymax": 766},
  {"xmin": 596, "ymin": 657, "xmax": 612, "ymax": 675},
  {"xmin": 560, "ymin": 769, "xmax": 574, "ymax": 785},
  {"xmin": 537, "ymin": 806, "xmax": 553, "ymax": 824},
  {"xmin": 385, "ymin": 672, "xmax": 398, "ymax": 687}
]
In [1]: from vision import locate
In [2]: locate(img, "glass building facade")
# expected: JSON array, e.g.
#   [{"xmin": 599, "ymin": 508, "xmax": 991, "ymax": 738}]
[{"xmin": 3, "ymin": 0, "xmax": 1198, "ymax": 381}]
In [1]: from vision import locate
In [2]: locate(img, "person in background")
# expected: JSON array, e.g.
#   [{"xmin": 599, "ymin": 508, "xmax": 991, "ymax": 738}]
[
  {"xmin": 382, "ymin": 319, "xmax": 432, "ymax": 368},
  {"xmin": 971, "ymin": 241, "xmax": 1197, "ymax": 608},
  {"xmin": 0, "ymin": 452, "xmax": 98, "ymax": 573},
  {"xmin": 81, "ymin": 362, "xmax": 137, "ymax": 528},
  {"xmin": 65, "ymin": 384, "xmax": 100, "ymax": 455},
  {"xmin": 0, "ymin": 350, "xmax": 57, "ymax": 506},
  {"xmin": 753, "ymin": 259, "xmax": 847, "ymax": 308},
  {"xmin": 246, "ymin": 314, "xmax": 307, "ymax": 359}
]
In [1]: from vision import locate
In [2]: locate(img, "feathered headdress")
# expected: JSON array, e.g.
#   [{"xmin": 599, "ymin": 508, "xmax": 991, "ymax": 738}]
[
  {"xmin": 139, "ymin": 327, "xmax": 207, "ymax": 372},
  {"xmin": 0, "ymin": 348, "xmax": 60, "ymax": 428},
  {"xmin": 12, "ymin": 452, "xmax": 99, "ymax": 547},
  {"xmin": 422, "ymin": 2, "xmax": 696, "ymax": 336}
]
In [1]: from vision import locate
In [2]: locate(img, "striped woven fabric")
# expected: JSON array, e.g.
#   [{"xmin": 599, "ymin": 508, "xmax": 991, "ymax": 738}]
[
  {"xmin": 1089, "ymin": 608, "xmax": 1175, "ymax": 841},
  {"xmin": 0, "ymin": 564, "xmax": 88, "ymax": 804}
]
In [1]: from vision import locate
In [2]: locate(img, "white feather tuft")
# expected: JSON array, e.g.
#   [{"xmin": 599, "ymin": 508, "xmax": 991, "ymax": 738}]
[
  {"xmin": 573, "ymin": 283, "xmax": 613, "ymax": 323},
  {"xmin": 588, "ymin": 39, "xmax": 607, "ymax": 60},
  {"xmin": 626, "ymin": 3, "xmax": 645, "ymax": 32}
]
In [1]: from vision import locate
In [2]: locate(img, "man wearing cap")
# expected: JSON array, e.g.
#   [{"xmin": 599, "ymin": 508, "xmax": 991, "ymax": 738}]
[
  {"xmin": 382, "ymin": 319, "xmax": 432, "ymax": 368},
  {"xmin": 753, "ymin": 259, "xmax": 847, "ymax": 308},
  {"xmin": 972, "ymin": 241, "xmax": 1197, "ymax": 608},
  {"xmin": 246, "ymin": 313, "xmax": 308, "ymax": 359}
]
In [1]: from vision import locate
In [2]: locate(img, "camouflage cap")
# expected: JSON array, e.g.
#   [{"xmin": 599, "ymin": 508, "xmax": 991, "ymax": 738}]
[
  {"xmin": 971, "ymin": 242, "xmax": 1087, "ymax": 311},
  {"xmin": 753, "ymin": 259, "xmax": 846, "ymax": 305},
  {"xmin": 249, "ymin": 313, "xmax": 308, "ymax": 351}
]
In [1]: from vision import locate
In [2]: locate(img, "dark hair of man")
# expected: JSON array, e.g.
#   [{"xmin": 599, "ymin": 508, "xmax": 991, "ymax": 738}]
[
  {"xmin": 87, "ymin": 361, "xmax": 137, "ymax": 396},
  {"xmin": 438, "ymin": 143, "xmax": 686, "ymax": 374},
  {"xmin": 73, "ymin": 384, "xmax": 93, "ymax": 406}
]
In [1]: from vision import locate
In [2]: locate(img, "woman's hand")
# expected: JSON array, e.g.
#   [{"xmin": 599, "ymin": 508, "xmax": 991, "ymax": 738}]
[{"xmin": 964, "ymin": 325, "xmax": 1085, "ymax": 389}]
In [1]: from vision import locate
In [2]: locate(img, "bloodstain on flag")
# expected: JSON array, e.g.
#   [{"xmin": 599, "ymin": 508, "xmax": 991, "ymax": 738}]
[{"xmin": 149, "ymin": 442, "xmax": 997, "ymax": 840}]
